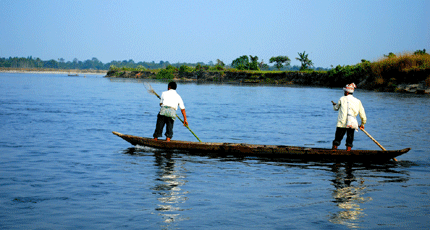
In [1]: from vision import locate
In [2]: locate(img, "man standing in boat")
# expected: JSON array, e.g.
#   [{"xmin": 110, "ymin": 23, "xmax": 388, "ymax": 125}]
[
  {"xmin": 331, "ymin": 83, "xmax": 367, "ymax": 151},
  {"xmin": 153, "ymin": 82, "xmax": 188, "ymax": 142}
]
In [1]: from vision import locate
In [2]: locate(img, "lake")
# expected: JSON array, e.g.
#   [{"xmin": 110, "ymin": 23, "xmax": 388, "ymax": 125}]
[{"xmin": 0, "ymin": 72, "xmax": 429, "ymax": 229}]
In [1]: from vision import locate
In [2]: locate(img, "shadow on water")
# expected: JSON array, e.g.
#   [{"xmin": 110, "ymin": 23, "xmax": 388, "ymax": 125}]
[{"xmin": 121, "ymin": 147, "xmax": 413, "ymax": 229}]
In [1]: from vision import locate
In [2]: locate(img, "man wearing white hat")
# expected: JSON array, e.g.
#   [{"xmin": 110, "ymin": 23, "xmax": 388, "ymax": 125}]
[{"xmin": 331, "ymin": 83, "xmax": 367, "ymax": 151}]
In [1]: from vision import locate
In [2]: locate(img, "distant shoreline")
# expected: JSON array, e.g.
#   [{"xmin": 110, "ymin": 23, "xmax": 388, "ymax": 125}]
[
  {"xmin": 2, "ymin": 67, "xmax": 428, "ymax": 94},
  {"xmin": 0, "ymin": 67, "xmax": 107, "ymax": 75}
]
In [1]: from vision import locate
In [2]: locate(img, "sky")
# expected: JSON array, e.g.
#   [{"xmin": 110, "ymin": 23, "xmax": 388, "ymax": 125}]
[{"xmin": 1, "ymin": 0, "xmax": 429, "ymax": 68}]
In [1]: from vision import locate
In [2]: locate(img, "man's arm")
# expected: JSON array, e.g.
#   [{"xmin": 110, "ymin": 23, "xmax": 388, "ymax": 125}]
[
  {"xmin": 331, "ymin": 100, "xmax": 341, "ymax": 111},
  {"xmin": 181, "ymin": 109, "xmax": 188, "ymax": 126},
  {"xmin": 358, "ymin": 102, "xmax": 367, "ymax": 129}
]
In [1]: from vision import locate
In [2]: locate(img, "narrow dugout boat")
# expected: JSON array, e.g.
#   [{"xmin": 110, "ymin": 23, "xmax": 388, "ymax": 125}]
[{"xmin": 112, "ymin": 131, "xmax": 410, "ymax": 162}]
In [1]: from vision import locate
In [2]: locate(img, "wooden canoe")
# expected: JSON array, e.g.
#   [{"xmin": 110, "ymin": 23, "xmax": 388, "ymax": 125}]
[{"xmin": 112, "ymin": 131, "xmax": 410, "ymax": 162}]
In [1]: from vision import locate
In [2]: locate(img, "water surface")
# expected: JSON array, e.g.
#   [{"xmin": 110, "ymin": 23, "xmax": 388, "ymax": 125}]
[{"xmin": 0, "ymin": 73, "xmax": 429, "ymax": 229}]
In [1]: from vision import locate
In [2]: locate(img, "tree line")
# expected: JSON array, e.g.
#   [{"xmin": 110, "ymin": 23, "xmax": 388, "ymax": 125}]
[
  {"xmin": 0, "ymin": 52, "xmax": 329, "ymax": 72},
  {"xmin": 0, "ymin": 56, "xmax": 178, "ymax": 70},
  {"xmin": 230, "ymin": 51, "xmax": 316, "ymax": 71}
]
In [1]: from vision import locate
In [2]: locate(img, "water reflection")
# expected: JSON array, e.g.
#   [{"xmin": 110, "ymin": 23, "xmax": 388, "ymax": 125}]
[
  {"xmin": 123, "ymin": 147, "xmax": 412, "ymax": 229},
  {"xmin": 152, "ymin": 153, "xmax": 189, "ymax": 226},
  {"xmin": 256, "ymin": 157, "xmax": 411, "ymax": 228},
  {"xmin": 122, "ymin": 148, "xmax": 190, "ymax": 228},
  {"xmin": 329, "ymin": 163, "xmax": 370, "ymax": 228}
]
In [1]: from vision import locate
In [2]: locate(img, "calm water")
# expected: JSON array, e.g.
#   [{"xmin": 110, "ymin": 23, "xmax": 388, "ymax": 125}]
[{"xmin": 0, "ymin": 73, "xmax": 429, "ymax": 229}]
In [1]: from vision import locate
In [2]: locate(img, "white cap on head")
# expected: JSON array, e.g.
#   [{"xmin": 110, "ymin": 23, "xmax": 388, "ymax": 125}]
[{"xmin": 343, "ymin": 83, "xmax": 356, "ymax": 93}]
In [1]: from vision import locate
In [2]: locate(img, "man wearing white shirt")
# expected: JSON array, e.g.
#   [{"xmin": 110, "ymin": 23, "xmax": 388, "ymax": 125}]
[
  {"xmin": 153, "ymin": 82, "xmax": 188, "ymax": 142},
  {"xmin": 331, "ymin": 83, "xmax": 367, "ymax": 151}
]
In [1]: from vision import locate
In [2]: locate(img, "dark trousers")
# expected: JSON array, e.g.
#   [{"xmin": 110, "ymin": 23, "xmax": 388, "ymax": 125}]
[
  {"xmin": 333, "ymin": 127, "xmax": 355, "ymax": 147},
  {"xmin": 153, "ymin": 113, "xmax": 175, "ymax": 139}
]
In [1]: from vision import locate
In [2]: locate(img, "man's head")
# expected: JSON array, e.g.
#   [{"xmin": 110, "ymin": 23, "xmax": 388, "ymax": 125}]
[
  {"xmin": 343, "ymin": 83, "xmax": 356, "ymax": 95},
  {"xmin": 168, "ymin": 82, "xmax": 177, "ymax": 90}
]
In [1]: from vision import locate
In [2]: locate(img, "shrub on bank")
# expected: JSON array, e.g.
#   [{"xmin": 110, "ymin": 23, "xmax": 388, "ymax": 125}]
[
  {"xmin": 326, "ymin": 51, "xmax": 429, "ymax": 90},
  {"xmin": 156, "ymin": 69, "xmax": 175, "ymax": 79},
  {"xmin": 370, "ymin": 52, "xmax": 430, "ymax": 90},
  {"xmin": 326, "ymin": 61, "xmax": 371, "ymax": 88}
]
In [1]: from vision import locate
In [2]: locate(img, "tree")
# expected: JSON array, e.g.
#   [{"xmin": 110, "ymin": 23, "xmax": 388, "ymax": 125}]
[
  {"xmin": 269, "ymin": 56, "xmax": 291, "ymax": 70},
  {"xmin": 44, "ymin": 59, "xmax": 58, "ymax": 68},
  {"xmin": 258, "ymin": 60, "xmax": 269, "ymax": 70},
  {"xmin": 296, "ymin": 51, "xmax": 313, "ymax": 70},
  {"xmin": 165, "ymin": 65, "xmax": 178, "ymax": 71},
  {"xmin": 36, "ymin": 58, "xmax": 43, "ymax": 68},
  {"xmin": 214, "ymin": 59, "xmax": 225, "ymax": 70},
  {"xmin": 179, "ymin": 65, "xmax": 192, "ymax": 73},
  {"xmin": 231, "ymin": 55, "xmax": 250, "ymax": 70},
  {"xmin": 82, "ymin": 59, "xmax": 93, "ymax": 69},
  {"xmin": 136, "ymin": 65, "xmax": 146, "ymax": 71},
  {"xmin": 249, "ymin": 55, "xmax": 260, "ymax": 70},
  {"xmin": 156, "ymin": 69, "xmax": 174, "ymax": 79},
  {"xmin": 384, "ymin": 52, "xmax": 396, "ymax": 58},
  {"xmin": 72, "ymin": 58, "xmax": 79, "ymax": 69},
  {"xmin": 216, "ymin": 59, "xmax": 225, "ymax": 67},
  {"xmin": 91, "ymin": 57, "xmax": 103, "ymax": 69},
  {"xmin": 231, "ymin": 55, "xmax": 260, "ymax": 70},
  {"xmin": 414, "ymin": 49, "xmax": 427, "ymax": 55}
]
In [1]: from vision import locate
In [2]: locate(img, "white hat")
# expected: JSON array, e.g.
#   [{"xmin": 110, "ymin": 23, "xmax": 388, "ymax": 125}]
[{"xmin": 343, "ymin": 83, "xmax": 356, "ymax": 93}]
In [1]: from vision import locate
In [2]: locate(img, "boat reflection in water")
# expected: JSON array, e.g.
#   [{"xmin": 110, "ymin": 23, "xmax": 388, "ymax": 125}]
[
  {"xmin": 328, "ymin": 162, "xmax": 411, "ymax": 228},
  {"xmin": 123, "ymin": 147, "xmax": 410, "ymax": 228},
  {"xmin": 329, "ymin": 163, "xmax": 370, "ymax": 228},
  {"xmin": 151, "ymin": 153, "xmax": 190, "ymax": 226},
  {"xmin": 122, "ymin": 148, "xmax": 190, "ymax": 227}
]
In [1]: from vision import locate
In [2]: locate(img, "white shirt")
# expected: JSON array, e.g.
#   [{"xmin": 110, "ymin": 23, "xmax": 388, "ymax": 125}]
[
  {"xmin": 160, "ymin": 89, "xmax": 185, "ymax": 110},
  {"xmin": 333, "ymin": 94, "xmax": 366, "ymax": 128}
]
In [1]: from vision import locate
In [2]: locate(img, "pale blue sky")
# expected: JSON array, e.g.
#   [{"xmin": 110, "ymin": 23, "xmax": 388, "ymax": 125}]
[{"xmin": 1, "ymin": 0, "xmax": 428, "ymax": 68}]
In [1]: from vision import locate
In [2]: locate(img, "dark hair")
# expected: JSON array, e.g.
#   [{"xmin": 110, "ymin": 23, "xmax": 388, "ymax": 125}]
[{"xmin": 168, "ymin": 82, "xmax": 177, "ymax": 90}]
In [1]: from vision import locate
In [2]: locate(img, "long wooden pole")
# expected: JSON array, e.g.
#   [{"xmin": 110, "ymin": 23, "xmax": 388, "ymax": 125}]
[
  {"xmin": 361, "ymin": 128, "xmax": 386, "ymax": 151},
  {"xmin": 145, "ymin": 83, "xmax": 202, "ymax": 142},
  {"xmin": 361, "ymin": 128, "xmax": 397, "ymax": 161}
]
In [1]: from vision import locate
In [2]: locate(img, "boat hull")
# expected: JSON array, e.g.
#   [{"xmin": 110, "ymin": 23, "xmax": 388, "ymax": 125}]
[{"xmin": 112, "ymin": 131, "xmax": 410, "ymax": 162}]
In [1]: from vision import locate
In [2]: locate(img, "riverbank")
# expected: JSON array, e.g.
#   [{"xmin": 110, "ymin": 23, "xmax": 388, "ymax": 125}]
[
  {"xmin": 105, "ymin": 69, "xmax": 430, "ymax": 94},
  {"xmin": 1, "ymin": 67, "xmax": 428, "ymax": 94}
]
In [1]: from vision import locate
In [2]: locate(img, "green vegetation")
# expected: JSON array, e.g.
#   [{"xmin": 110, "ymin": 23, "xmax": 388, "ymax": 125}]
[
  {"xmin": 0, "ymin": 57, "xmax": 108, "ymax": 70},
  {"xmin": 0, "ymin": 54, "xmax": 317, "ymax": 72},
  {"xmin": 327, "ymin": 49, "xmax": 430, "ymax": 90},
  {"xmin": 0, "ymin": 57, "xmax": 189, "ymax": 70},
  {"xmin": 269, "ymin": 56, "xmax": 291, "ymax": 70},
  {"xmin": 296, "ymin": 51, "xmax": 313, "ymax": 70},
  {"xmin": 326, "ymin": 60, "xmax": 370, "ymax": 87},
  {"xmin": 231, "ymin": 55, "xmax": 260, "ymax": 70},
  {"xmin": 109, "ymin": 65, "xmax": 147, "ymax": 72},
  {"xmin": 371, "ymin": 50, "xmax": 430, "ymax": 89},
  {"xmin": 231, "ymin": 55, "xmax": 248, "ymax": 70},
  {"xmin": 414, "ymin": 49, "xmax": 427, "ymax": 55},
  {"xmin": 156, "ymin": 69, "xmax": 175, "ymax": 80},
  {"xmin": 3, "ymin": 49, "xmax": 428, "ymax": 92}
]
